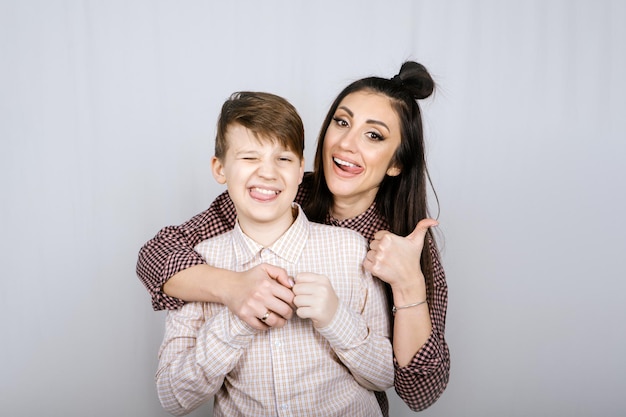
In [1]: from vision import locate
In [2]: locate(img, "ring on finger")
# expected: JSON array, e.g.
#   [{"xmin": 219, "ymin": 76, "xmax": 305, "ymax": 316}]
[{"xmin": 260, "ymin": 310, "xmax": 271, "ymax": 322}]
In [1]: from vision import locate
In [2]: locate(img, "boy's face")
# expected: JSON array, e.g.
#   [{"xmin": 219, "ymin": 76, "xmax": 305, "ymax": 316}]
[{"xmin": 212, "ymin": 123, "xmax": 304, "ymax": 232}]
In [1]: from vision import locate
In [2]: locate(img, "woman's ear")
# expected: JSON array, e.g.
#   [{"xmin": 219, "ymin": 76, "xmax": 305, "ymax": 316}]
[
  {"xmin": 211, "ymin": 156, "xmax": 227, "ymax": 184},
  {"xmin": 386, "ymin": 164, "xmax": 401, "ymax": 177}
]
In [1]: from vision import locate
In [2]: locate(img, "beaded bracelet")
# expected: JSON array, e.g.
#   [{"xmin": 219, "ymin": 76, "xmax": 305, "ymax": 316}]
[{"xmin": 392, "ymin": 300, "xmax": 427, "ymax": 315}]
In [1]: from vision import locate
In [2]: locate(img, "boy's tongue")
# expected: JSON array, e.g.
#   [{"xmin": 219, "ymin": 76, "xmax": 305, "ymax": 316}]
[{"xmin": 250, "ymin": 187, "xmax": 278, "ymax": 201}]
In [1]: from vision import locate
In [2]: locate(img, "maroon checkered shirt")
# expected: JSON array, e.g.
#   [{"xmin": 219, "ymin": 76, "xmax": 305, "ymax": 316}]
[{"xmin": 137, "ymin": 173, "xmax": 450, "ymax": 413}]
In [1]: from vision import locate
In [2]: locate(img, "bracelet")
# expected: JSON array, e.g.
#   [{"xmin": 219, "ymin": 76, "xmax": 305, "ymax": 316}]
[{"xmin": 392, "ymin": 300, "xmax": 427, "ymax": 315}]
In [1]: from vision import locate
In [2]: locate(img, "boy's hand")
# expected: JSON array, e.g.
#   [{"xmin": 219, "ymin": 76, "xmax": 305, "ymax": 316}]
[
  {"xmin": 223, "ymin": 263, "xmax": 295, "ymax": 330},
  {"xmin": 292, "ymin": 272, "xmax": 338, "ymax": 328}
]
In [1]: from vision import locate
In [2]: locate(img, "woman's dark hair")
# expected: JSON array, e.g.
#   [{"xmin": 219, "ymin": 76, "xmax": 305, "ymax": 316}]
[{"xmin": 305, "ymin": 61, "xmax": 440, "ymax": 296}]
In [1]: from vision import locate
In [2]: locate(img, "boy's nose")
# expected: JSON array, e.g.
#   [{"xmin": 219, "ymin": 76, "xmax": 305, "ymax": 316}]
[{"xmin": 256, "ymin": 160, "xmax": 278, "ymax": 179}]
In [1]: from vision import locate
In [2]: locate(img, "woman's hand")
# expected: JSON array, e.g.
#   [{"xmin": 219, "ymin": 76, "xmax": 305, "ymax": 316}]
[
  {"xmin": 363, "ymin": 219, "xmax": 438, "ymax": 302},
  {"xmin": 365, "ymin": 219, "xmax": 438, "ymax": 366},
  {"xmin": 221, "ymin": 263, "xmax": 295, "ymax": 330},
  {"xmin": 292, "ymin": 272, "xmax": 339, "ymax": 328}
]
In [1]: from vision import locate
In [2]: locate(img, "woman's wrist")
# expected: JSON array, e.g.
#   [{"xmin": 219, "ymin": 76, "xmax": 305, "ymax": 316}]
[
  {"xmin": 164, "ymin": 264, "xmax": 236, "ymax": 304},
  {"xmin": 390, "ymin": 272, "xmax": 427, "ymax": 307}
]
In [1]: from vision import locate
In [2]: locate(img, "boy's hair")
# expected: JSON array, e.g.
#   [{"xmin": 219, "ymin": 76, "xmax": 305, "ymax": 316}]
[{"xmin": 215, "ymin": 91, "xmax": 304, "ymax": 159}]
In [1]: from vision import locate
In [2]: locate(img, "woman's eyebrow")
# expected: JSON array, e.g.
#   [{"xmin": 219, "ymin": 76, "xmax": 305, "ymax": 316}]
[
  {"xmin": 366, "ymin": 119, "xmax": 390, "ymax": 132},
  {"xmin": 337, "ymin": 105, "xmax": 390, "ymax": 132},
  {"xmin": 337, "ymin": 105, "xmax": 354, "ymax": 117}
]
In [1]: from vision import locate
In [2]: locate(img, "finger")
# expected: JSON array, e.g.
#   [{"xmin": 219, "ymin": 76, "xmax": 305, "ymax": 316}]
[
  {"xmin": 362, "ymin": 254, "xmax": 378, "ymax": 276},
  {"xmin": 262, "ymin": 313, "xmax": 287, "ymax": 329},
  {"xmin": 246, "ymin": 317, "xmax": 269, "ymax": 331},
  {"xmin": 256, "ymin": 309, "xmax": 289, "ymax": 329},
  {"xmin": 263, "ymin": 264, "xmax": 294, "ymax": 288},
  {"xmin": 291, "ymin": 282, "xmax": 315, "ymax": 296},
  {"xmin": 264, "ymin": 297, "xmax": 294, "ymax": 320},
  {"xmin": 407, "ymin": 218, "xmax": 439, "ymax": 241},
  {"xmin": 293, "ymin": 272, "xmax": 320, "ymax": 285},
  {"xmin": 271, "ymin": 283, "xmax": 295, "ymax": 305},
  {"xmin": 295, "ymin": 306, "xmax": 314, "ymax": 320},
  {"xmin": 373, "ymin": 229, "xmax": 390, "ymax": 241},
  {"xmin": 366, "ymin": 246, "xmax": 381, "ymax": 261},
  {"xmin": 293, "ymin": 293, "xmax": 319, "ymax": 309}
]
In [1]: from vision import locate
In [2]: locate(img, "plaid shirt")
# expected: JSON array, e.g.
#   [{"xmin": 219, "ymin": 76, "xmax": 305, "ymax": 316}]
[
  {"xmin": 157, "ymin": 206, "xmax": 393, "ymax": 416},
  {"xmin": 138, "ymin": 172, "xmax": 450, "ymax": 413}
]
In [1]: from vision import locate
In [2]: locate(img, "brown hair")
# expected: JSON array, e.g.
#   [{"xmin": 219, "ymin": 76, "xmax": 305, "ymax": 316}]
[
  {"xmin": 215, "ymin": 91, "xmax": 304, "ymax": 160},
  {"xmin": 305, "ymin": 61, "xmax": 440, "ymax": 297}
]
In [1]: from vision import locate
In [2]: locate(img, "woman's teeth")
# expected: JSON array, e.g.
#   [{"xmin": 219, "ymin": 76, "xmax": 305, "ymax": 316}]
[{"xmin": 334, "ymin": 157, "xmax": 358, "ymax": 168}]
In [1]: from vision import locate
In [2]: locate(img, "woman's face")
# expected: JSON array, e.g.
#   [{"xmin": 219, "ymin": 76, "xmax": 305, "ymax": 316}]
[{"xmin": 322, "ymin": 90, "xmax": 402, "ymax": 219}]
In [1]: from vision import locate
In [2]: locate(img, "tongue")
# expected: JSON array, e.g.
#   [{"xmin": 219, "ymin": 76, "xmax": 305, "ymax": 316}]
[
  {"xmin": 337, "ymin": 162, "xmax": 364, "ymax": 175},
  {"xmin": 250, "ymin": 188, "xmax": 277, "ymax": 201}
]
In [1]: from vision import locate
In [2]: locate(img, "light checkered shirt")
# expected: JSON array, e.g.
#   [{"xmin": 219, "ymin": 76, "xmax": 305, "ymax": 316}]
[{"xmin": 156, "ymin": 205, "xmax": 393, "ymax": 417}]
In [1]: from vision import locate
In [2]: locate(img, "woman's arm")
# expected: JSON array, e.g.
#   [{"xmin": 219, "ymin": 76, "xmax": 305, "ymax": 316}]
[
  {"xmin": 136, "ymin": 191, "xmax": 237, "ymax": 310},
  {"xmin": 136, "ymin": 191, "xmax": 295, "ymax": 329},
  {"xmin": 364, "ymin": 219, "xmax": 450, "ymax": 411},
  {"xmin": 394, "ymin": 244, "xmax": 449, "ymax": 411}
]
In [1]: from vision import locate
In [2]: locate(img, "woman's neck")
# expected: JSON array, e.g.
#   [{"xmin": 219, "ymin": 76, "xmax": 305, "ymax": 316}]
[{"xmin": 331, "ymin": 195, "xmax": 375, "ymax": 221}]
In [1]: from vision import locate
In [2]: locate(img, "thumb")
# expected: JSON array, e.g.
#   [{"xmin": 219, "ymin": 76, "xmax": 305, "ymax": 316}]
[
  {"xmin": 263, "ymin": 264, "xmax": 294, "ymax": 288},
  {"xmin": 407, "ymin": 218, "xmax": 439, "ymax": 242}
]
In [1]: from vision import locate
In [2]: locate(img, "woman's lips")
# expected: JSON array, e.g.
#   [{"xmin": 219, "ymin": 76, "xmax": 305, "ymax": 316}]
[{"xmin": 333, "ymin": 156, "xmax": 364, "ymax": 175}]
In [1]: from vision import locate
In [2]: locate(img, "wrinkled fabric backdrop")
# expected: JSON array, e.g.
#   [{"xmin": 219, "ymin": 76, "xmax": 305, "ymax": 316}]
[{"xmin": 1, "ymin": 1, "xmax": 625, "ymax": 416}]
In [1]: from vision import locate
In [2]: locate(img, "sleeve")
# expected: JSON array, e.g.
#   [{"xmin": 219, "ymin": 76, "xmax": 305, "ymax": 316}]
[
  {"xmin": 393, "ymin": 241, "xmax": 450, "ymax": 411},
  {"xmin": 315, "ymin": 242, "xmax": 394, "ymax": 392},
  {"xmin": 155, "ymin": 303, "xmax": 256, "ymax": 416},
  {"xmin": 136, "ymin": 191, "xmax": 236, "ymax": 310}
]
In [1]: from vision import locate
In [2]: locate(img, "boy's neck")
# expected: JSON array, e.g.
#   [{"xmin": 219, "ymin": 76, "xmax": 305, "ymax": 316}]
[{"xmin": 237, "ymin": 206, "xmax": 298, "ymax": 247}]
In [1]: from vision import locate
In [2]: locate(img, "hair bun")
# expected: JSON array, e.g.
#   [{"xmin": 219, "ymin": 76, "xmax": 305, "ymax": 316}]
[{"xmin": 394, "ymin": 61, "xmax": 435, "ymax": 100}]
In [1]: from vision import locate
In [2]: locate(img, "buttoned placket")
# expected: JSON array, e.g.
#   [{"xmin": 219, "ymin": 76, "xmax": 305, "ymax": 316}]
[{"xmin": 259, "ymin": 247, "xmax": 292, "ymax": 416}]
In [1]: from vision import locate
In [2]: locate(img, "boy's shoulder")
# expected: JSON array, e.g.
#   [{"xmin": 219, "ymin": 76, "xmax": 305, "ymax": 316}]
[
  {"xmin": 306, "ymin": 221, "xmax": 368, "ymax": 247},
  {"xmin": 194, "ymin": 229, "xmax": 234, "ymax": 252}
]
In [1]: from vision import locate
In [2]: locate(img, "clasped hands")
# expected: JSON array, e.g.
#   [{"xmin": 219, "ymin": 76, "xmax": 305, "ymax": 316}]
[
  {"xmin": 226, "ymin": 220, "xmax": 437, "ymax": 331},
  {"xmin": 223, "ymin": 264, "xmax": 338, "ymax": 330}
]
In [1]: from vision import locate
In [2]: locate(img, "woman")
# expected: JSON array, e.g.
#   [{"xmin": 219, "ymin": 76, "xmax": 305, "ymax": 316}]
[{"xmin": 137, "ymin": 61, "xmax": 449, "ymax": 413}]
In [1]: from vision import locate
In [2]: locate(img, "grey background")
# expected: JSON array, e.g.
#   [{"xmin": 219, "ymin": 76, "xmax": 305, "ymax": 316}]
[{"xmin": 1, "ymin": 1, "xmax": 625, "ymax": 416}]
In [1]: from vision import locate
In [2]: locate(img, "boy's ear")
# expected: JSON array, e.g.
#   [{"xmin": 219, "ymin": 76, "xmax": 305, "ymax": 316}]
[
  {"xmin": 298, "ymin": 157, "xmax": 305, "ymax": 185},
  {"xmin": 211, "ymin": 156, "xmax": 227, "ymax": 184}
]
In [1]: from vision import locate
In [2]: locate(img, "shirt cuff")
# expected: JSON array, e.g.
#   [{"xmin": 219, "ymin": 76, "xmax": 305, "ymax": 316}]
[
  {"xmin": 204, "ymin": 309, "xmax": 257, "ymax": 348},
  {"xmin": 315, "ymin": 302, "xmax": 367, "ymax": 349},
  {"xmin": 394, "ymin": 331, "xmax": 443, "ymax": 373}
]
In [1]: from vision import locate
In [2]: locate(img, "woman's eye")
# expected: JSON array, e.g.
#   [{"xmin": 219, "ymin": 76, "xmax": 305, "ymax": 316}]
[
  {"xmin": 366, "ymin": 131, "xmax": 384, "ymax": 141},
  {"xmin": 332, "ymin": 117, "xmax": 348, "ymax": 127}
]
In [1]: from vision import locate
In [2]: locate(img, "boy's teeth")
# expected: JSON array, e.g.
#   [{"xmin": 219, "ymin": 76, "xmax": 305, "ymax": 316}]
[
  {"xmin": 253, "ymin": 187, "xmax": 278, "ymax": 195},
  {"xmin": 334, "ymin": 157, "xmax": 357, "ymax": 168}
]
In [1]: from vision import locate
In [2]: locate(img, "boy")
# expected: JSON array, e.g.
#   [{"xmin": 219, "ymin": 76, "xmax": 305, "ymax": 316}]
[{"xmin": 156, "ymin": 92, "xmax": 392, "ymax": 417}]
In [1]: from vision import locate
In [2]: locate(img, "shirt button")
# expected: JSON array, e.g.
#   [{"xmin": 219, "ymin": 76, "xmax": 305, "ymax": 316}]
[
  {"xmin": 274, "ymin": 341, "xmax": 281, "ymax": 347},
  {"xmin": 280, "ymin": 403, "xmax": 289, "ymax": 411}
]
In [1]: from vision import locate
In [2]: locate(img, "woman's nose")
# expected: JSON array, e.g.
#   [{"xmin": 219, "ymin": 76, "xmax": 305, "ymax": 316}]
[{"xmin": 337, "ymin": 128, "xmax": 358, "ymax": 151}]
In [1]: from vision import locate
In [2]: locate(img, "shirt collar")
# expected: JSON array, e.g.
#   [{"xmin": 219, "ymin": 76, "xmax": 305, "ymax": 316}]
[
  {"xmin": 326, "ymin": 201, "xmax": 388, "ymax": 242},
  {"xmin": 232, "ymin": 203, "xmax": 309, "ymax": 266}
]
